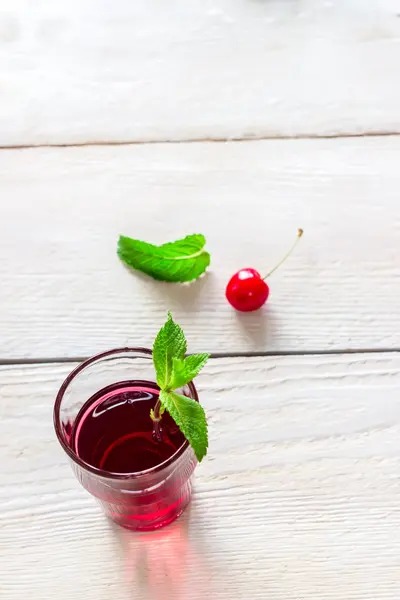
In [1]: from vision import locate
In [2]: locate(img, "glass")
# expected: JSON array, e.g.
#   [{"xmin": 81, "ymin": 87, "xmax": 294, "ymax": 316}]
[{"xmin": 54, "ymin": 348, "xmax": 198, "ymax": 531}]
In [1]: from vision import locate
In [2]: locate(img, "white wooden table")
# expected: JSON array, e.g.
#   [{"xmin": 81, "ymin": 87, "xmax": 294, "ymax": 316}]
[{"xmin": 1, "ymin": 2, "xmax": 400, "ymax": 599}]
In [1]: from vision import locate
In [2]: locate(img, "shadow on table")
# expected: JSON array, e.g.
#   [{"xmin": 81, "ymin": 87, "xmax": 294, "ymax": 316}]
[
  {"xmin": 111, "ymin": 504, "xmax": 217, "ymax": 600},
  {"xmin": 233, "ymin": 305, "xmax": 278, "ymax": 349},
  {"xmin": 110, "ymin": 493, "xmax": 275, "ymax": 600},
  {"xmin": 120, "ymin": 264, "xmax": 213, "ymax": 313},
  {"xmin": 146, "ymin": 271, "xmax": 214, "ymax": 313}
]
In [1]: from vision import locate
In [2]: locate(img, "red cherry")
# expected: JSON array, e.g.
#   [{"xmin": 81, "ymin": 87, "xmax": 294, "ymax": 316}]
[
  {"xmin": 225, "ymin": 268, "xmax": 269, "ymax": 312},
  {"xmin": 225, "ymin": 229, "xmax": 303, "ymax": 312}
]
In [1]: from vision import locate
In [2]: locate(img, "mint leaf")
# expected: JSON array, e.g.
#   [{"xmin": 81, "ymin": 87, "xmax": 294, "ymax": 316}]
[
  {"xmin": 152, "ymin": 314, "xmax": 209, "ymax": 460},
  {"xmin": 168, "ymin": 353, "xmax": 210, "ymax": 390},
  {"xmin": 159, "ymin": 390, "xmax": 208, "ymax": 462},
  {"xmin": 118, "ymin": 234, "xmax": 210, "ymax": 282},
  {"xmin": 152, "ymin": 313, "xmax": 186, "ymax": 389}
]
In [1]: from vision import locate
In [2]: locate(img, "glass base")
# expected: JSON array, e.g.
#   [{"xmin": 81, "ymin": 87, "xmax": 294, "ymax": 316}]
[
  {"xmin": 115, "ymin": 505, "xmax": 187, "ymax": 532},
  {"xmin": 99, "ymin": 480, "xmax": 192, "ymax": 531}
]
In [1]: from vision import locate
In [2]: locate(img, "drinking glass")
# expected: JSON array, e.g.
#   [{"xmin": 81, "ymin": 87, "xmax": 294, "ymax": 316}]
[{"xmin": 54, "ymin": 348, "xmax": 197, "ymax": 531}]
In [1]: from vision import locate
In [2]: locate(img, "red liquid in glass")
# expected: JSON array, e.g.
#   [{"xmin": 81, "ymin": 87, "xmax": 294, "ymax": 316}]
[
  {"xmin": 71, "ymin": 380, "xmax": 192, "ymax": 530},
  {"xmin": 72, "ymin": 380, "xmax": 184, "ymax": 472}
]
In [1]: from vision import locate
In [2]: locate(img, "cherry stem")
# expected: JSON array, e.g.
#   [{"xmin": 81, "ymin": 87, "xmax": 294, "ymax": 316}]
[
  {"xmin": 263, "ymin": 228, "xmax": 303, "ymax": 280},
  {"xmin": 152, "ymin": 399, "xmax": 163, "ymax": 442}
]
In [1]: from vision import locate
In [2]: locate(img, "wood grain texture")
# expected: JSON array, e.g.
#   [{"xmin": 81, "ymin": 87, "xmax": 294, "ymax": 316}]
[
  {"xmin": 1, "ymin": 353, "xmax": 400, "ymax": 600},
  {"xmin": 1, "ymin": 137, "xmax": 400, "ymax": 359},
  {"xmin": 1, "ymin": 0, "xmax": 400, "ymax": 145}
]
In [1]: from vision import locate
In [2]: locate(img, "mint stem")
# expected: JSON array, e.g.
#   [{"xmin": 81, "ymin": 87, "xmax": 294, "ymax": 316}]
[{"xmin": 152, "ymin": 399, "xmax": 163, "ymax": 442}]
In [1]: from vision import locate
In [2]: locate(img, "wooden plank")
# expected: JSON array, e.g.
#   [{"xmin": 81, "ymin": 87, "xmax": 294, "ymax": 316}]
[
  {"xmin": 1, "ymin": 353, "xmax": 399, "ymax": 599},
  {"xmin": 0, "ymin": 1, "xmax": 400, "ymax": 145},
  {"xmin": 1, "ymin": 137, "xmax": 399, "ymax": 359}
]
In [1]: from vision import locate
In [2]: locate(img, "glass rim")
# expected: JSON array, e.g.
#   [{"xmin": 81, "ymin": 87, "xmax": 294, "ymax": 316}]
[{"xmin": 53, "ymin": 347, "xmax": 197, "ymax": 480}]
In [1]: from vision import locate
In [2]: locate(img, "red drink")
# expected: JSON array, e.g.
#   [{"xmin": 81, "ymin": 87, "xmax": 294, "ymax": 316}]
[
  {"xmin": 54, "ymin": 349, "xmax": 198, "ymax": 531},
  {"xmin": 72, "ymin": 381, "xmax": 185, "ymax": 473}
]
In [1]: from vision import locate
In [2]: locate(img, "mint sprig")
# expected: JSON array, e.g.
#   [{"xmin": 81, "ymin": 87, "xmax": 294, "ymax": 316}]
[
  {"xmin": 118, "ymin": 234, "xmax": 210, "ymax": 282},
  {"xmin": 152, "ymin": 313, "xmax": 209, "ymax": 461}
]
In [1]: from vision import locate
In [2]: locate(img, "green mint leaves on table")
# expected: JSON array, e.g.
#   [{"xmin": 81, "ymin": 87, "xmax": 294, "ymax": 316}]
[
  {"xmin": 152, "ymin": 313, "xmax": 209, "ymax": 462},
  {"xmin": 118, "ymin": 234, "xmax": 210, "ymax": 282}
]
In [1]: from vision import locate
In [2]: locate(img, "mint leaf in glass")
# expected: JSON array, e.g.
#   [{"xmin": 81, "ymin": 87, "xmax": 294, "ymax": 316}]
[
  {"xmin": 118, "ymin": 234, "xmax": 210, "ymax": 282},
  {"xmin": 159, "ymin": 390, "xmax": 208, "ymax": 463},
  {"xmin": 152, "ymin": 313, "xmax": 209, "ymax": 462}
]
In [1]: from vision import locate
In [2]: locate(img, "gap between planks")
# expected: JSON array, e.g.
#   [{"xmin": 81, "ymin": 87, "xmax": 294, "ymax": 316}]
[
  {"xmin": 1, "ymin": 347, "xmax": 399, "ymax": 366},
  {"xmin": 0, "ymin": 130, "xmax": 399, "ymax": 151}
]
